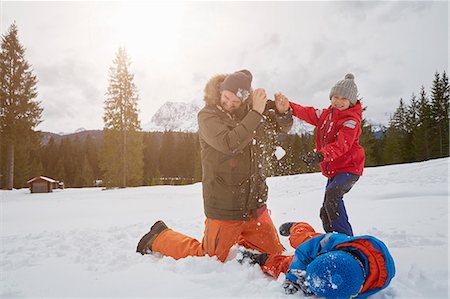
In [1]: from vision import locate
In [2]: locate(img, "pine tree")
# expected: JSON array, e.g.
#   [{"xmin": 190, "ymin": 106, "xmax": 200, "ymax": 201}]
[
  {"xmin": 407, "ymin": 93, "xmax": 420, "ymax": 130},
  {"xmin": 176, "ymin": 133, "xmax": 189, "ymax": 181},
  {"xmin": 159, "ymin": 131, "xmax": 177, "ymax": 180},
  {"xmin": 84, "ymin": 134, "xmax": 100, "ymax": 180},
  {"xmin": 360, "ymin": 119, "xmax": 376, "ymax": 166},
  {"xmin": 429, "ymin": 72, "xmax": 442, "ymax": 157},
  {"xmin": 372, "ymin": 127, "xmax": 387, "ymax": 165},
  {"xmin": 42, "ymin": 136, "xmax": 58, "ymax": 178},
  {"xmin": 439, "ymin": 71, "xmax": 449, "ymax": 156},
  {"xmin": 390, "ymin": 98, "xmax": 409, "ymax": 134},
  {"xmin": 100, "ymin": 47, "xmax": 143, "ymax": 188},
  {"xmin": 180, "ymin": 133, "xmax": 197, "ymax": 184},
  {"xmin": 359, "ymin": 106, "xmax": 377, "ymax": 166},
  {"xmin": 384, "ymin": 99, "xmax": 409, "ymax": 164},
  {"xmin": 414, "ymin": 86, "xmax": 432, "ymax": 160},
  {"xmin": 13, "ymin": 139, "xmax": 32, "ymax": 187},
  {"xmin": 80, "ymin": 155, "xmax": 94, "ymax": 187},
  {"xmin": 30, "ymin": 157, "xmax": 44, "ymax": 178},
  {"xmin": 66, "ymin": 141, "xmax": 75, "ymax": 185},
  {"xmin": 382, "ymin": 127, "xmax": 403, "ymax": 164},
  {"xmin": 404, "ymin": 93, "xmax": 419, "ymax": 161},
  {"xmin": 143, "ymin": 132, "xmax": 160, "ymax": 185},
  {"xmin": 54, "ymin": 158, "xmax": 65, "ymax": 185},
  {"xmin": 429, "ymin": 71, "xmax": 449, "ymax": 158},
  {"xmin": 59, "ymin": 138, "xmax": 76, "ymax": 186},
  {"xmin": 0, "ymin": 23, "xmax": 43, "ymax": 189}
]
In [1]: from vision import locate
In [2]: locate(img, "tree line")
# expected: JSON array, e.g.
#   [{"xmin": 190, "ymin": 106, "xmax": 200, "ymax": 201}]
[
  {"xmin": 378, "ymin": 72, "xmax": 449, "ymax": 164},
  {"xmin": 1, "ymin": 23, "xmax": 448, "ymax": 189},
  {"xmin": 14, "ymin": 131, "xmax": 316, "ymax": 188}
]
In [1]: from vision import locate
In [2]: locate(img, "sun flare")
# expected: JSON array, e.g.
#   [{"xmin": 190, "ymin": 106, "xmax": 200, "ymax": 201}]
[{"xmin": 101, "ymin": 3, "xmax": 186, "ymax": 62}]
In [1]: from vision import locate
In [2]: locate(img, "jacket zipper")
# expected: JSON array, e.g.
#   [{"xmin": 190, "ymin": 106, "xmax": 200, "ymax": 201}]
[
  {"xmin": 244, "ymin": 103, "xmax": 253, "ymax": 220},
  {"xmin": 324, "ymin": 109, "xmax": 334, "ymax": 175}
]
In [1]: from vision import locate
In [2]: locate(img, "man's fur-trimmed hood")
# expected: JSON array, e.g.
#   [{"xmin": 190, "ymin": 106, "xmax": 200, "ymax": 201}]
[{"xmin": 203, "ymin": 73, "xmax": 253, "ymax": 106}]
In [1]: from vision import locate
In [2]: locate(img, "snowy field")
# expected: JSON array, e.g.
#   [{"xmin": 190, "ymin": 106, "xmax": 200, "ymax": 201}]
[{"xmin": 1, "ymin": 158, "xmax": 448, "ymax": 299}]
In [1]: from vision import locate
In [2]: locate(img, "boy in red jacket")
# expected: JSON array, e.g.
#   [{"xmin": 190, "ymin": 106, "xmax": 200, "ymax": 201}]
[{"xmin": 279, "ymin": 73, "xmax": 365, "ymax": 236}]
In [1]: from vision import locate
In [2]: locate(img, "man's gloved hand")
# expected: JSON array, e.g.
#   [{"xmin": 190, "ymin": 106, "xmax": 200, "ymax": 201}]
[
  {"xmin": 301, "ymin": 151, "xmax": 324, "ymax": 166},
  {"xmin": 237, "ymin": 249, "xmax": 269, "ymax": 266}
]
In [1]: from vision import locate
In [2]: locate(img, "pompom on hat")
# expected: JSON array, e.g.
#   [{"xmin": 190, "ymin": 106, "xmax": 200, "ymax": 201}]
[
  {"xmin": 306, "ymin": 250, "xmax": 365, "ymax": 299},
  {"xmin": 329, "ymin": 73, "xmax": 358, "ymax": 105},
  {"xmin": 220, "ymin": 69, "xmax": 252, "ymax": 101}
]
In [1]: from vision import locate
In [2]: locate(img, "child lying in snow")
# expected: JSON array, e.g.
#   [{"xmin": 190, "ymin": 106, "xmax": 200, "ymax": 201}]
[{"xmin": 238, "ymin": 222, "xmax": 395, "ymax": 298}]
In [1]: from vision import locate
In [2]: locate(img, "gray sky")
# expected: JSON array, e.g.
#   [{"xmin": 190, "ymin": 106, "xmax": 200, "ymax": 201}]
[{"xmin": 1, "ymin": 1, "xmax": 448, "ymax": 133}]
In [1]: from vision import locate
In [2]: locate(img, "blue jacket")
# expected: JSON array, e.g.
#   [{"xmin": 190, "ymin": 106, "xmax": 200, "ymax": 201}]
[{"xmin": 286, "ymin": 233, "xmax": 396, "ymax": 298}]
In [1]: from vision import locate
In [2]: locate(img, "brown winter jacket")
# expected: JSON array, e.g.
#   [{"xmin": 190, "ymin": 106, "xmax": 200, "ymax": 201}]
[{"xmin": 198, "ymin": 74, "xmax": 293, "ymax": 220}]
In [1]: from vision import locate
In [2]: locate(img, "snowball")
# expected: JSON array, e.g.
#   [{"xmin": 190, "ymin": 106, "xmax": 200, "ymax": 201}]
[{"xmin": 274, "ymin": 146, "xmax": 286, "ymax": 160}]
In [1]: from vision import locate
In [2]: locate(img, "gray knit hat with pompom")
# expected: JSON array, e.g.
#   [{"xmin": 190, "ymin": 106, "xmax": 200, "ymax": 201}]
[{"xmin": 329, "ymin": 73, "xmax": 358, "ymax": 105}]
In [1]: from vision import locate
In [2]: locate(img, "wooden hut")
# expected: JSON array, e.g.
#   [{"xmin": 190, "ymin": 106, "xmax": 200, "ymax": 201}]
[{"xmin": 27, "ymin": 176, "xmax": 58, "ymax": 193}]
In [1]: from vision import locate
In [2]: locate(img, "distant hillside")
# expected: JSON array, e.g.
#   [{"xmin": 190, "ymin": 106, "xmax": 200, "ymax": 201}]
[{"xmin": 40, "ymin": 130, "xmax": 103, "ymax": 146}]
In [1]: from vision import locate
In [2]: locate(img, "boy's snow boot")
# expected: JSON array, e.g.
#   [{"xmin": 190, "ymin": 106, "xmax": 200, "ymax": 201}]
[
  {"xmin": 136, "ymin": 220, "xmax": 168, "ymax": 255},
  {"xmin": 237, "ymin": 249, "xmax": 269, "ymax": 266},
  {"xmin": 279, "ymin": 222, "xmax": 295, "ymax": 236}
]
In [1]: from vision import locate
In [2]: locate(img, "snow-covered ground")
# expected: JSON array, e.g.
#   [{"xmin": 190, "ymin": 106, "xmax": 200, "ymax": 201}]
[{"xmin": 1, "ymin": 158, "xmax": 448, "ymax": 298}]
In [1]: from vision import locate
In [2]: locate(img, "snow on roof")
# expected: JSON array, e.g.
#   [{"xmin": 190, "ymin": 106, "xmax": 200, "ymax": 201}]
[{"xmin": 27, "ymin": 176, "xmax": 57, "ymax": 184}]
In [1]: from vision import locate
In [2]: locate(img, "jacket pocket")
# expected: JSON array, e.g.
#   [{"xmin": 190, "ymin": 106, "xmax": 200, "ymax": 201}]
[
  {"xmin": 212, "ymin": 175, "xmax": 249, "ymax": 210},
  {"xmin": 216, "ymin": 171, "xmax": 248, "ymax": 186}
]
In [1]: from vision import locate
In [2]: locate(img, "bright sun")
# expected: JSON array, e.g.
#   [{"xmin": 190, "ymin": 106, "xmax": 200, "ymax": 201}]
[{"xmin": 103, "ymin": 2, "xmax": 186, "ymax": 63}]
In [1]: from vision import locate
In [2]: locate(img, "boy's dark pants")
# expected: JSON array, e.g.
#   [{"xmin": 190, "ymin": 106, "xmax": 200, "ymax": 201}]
[{"xmin": 320, "ymin": 172, "xmax": 359, "ymax": 236}]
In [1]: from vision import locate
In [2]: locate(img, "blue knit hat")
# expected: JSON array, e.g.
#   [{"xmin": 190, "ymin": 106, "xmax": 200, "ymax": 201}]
[{"xmin": 306, "ymin": 251, "xmax": 365, "ymax": 299}]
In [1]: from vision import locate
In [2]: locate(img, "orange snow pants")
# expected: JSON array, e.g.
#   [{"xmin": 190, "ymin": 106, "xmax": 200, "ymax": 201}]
[
  {"xmin": 152, "ymin": 208, "xmax": 284, "ymax": 262},
  {"xmin": 261, "ymin": 222, "xmax": 322, "ymax": 278}
]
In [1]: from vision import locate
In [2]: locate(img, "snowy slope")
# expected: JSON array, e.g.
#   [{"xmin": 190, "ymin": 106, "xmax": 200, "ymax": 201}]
[{"xmin": 1, "ymin": 158, "xmax": 448, "ymax": 298}]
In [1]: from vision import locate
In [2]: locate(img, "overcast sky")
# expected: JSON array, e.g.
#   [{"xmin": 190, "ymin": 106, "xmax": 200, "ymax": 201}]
[{"xmin": 1, "ymin": 1, "xmax": 448, "ymax": 133}]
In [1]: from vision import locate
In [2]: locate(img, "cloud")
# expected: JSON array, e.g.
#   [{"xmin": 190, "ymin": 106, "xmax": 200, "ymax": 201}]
[
  {"xmin": 35, "ymin": 57, "xmax": 104, "ymax": 132},
  {"xmin": 2, "ymin": 1, "xmax": 447, "ymax": 132}
]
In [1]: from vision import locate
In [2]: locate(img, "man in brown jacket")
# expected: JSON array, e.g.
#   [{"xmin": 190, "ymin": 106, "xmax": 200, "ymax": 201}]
[{"xmin": 137, "ymin": 70, "xmax": 293, "ymax": 262}]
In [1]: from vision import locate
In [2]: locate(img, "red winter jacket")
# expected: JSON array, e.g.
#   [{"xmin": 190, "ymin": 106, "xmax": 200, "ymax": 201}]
[{"xmin": 289, "ymin": 101, "xmax": 365, "ymax": 178}]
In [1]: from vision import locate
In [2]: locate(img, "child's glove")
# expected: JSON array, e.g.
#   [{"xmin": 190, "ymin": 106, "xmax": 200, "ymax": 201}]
[
  {"xmin": 285, "ymin": 270, "xmax": 315, "ymax": 296},
  {"xmin": 296, "ymin": 276, "xmax": 315, "ymax": 296},
  {"xmin": 301, "ymin": 151, "xmax": 324, "ymax": 166},
  {"xmin": 282, "ymin": 279, "xmax": 301, "ymax": 295}
]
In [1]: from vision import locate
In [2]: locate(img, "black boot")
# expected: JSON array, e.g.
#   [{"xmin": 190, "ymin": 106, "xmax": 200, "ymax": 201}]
[
  {"xmin": 136, "ymin": 220, "xmax": 168, "ymax": 255},
  {"xmin": 279, "ymin": 222, "xmax": 295, "ymax": 236},
  {"xmin": 237, "ymin": 249, "xmax": 269, "ymax": 266}
]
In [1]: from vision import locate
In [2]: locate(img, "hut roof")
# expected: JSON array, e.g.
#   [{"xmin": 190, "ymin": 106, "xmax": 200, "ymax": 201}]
[{"xmin": 27, "ymin": 176, "xmax": 57, "ymax": 184}]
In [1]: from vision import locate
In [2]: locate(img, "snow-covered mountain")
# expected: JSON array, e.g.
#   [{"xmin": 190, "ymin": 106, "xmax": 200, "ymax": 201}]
[
  {"xmin": 289, "ymin": 118, "xmax": 315, "ymax": 135},
  {"xmin": 143, "ymin": 101, "xmax": 201, "ymax": 132},
  {"xmin": 144, "ymin": 100, "xmax": 314, "ymax": 135},
  {"xmin": 365, "ymin": 119, "xmax": 388, "ymax": 139}
]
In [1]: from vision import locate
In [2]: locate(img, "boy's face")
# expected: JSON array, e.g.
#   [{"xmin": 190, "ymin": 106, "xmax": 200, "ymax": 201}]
[
  {"xmin": 220, "ymin": 90, "xmax": 242, "ymax": 113},
  {"xmin": 331, "ymin": 95, "xmax": 351, "ymax": 111}
]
